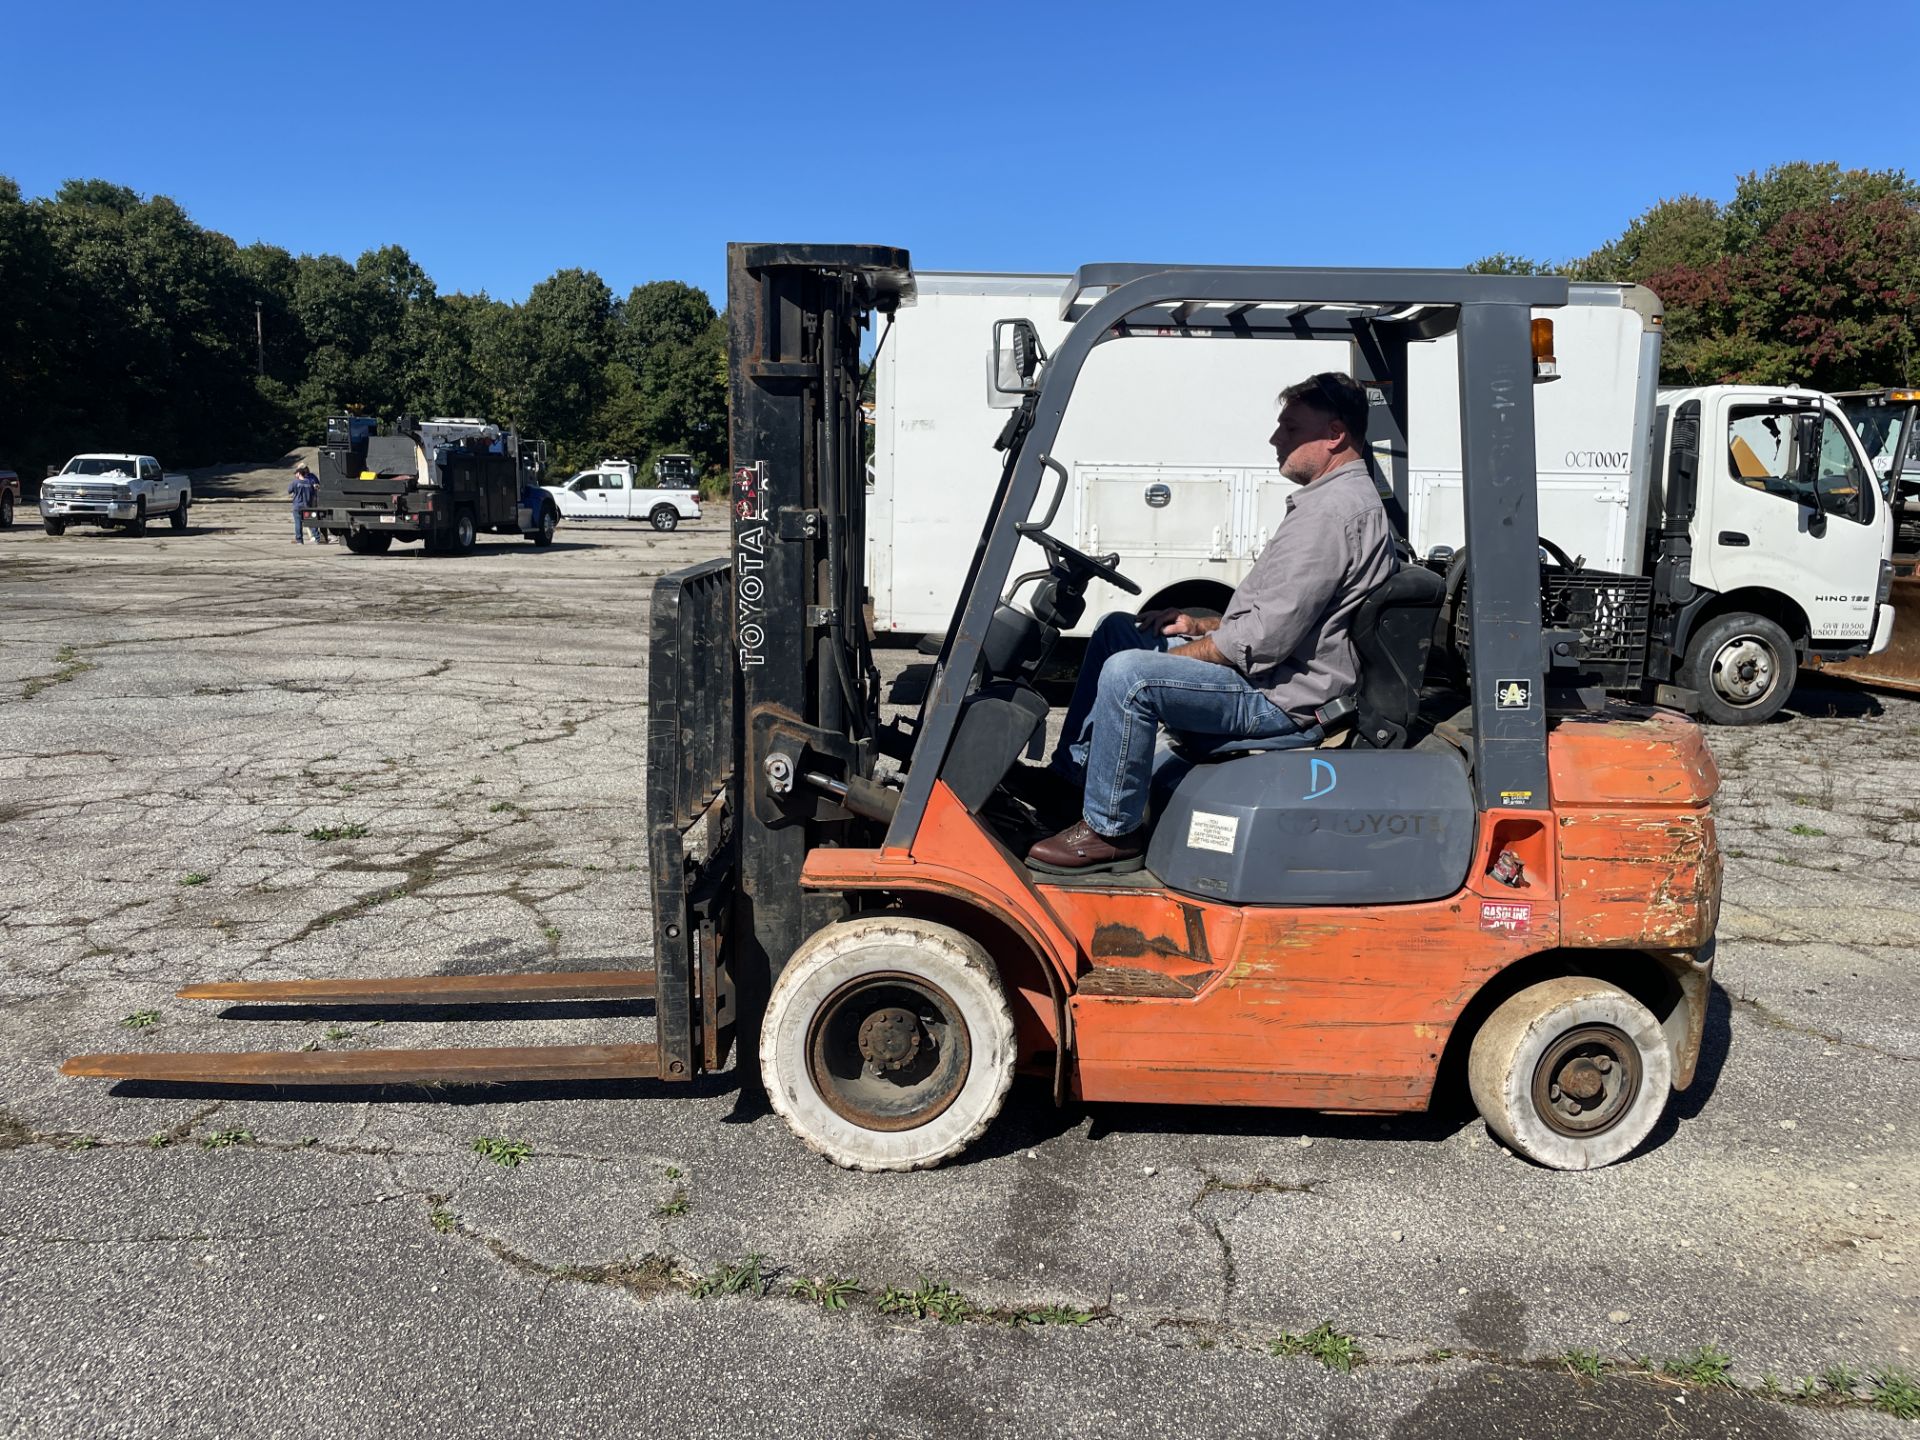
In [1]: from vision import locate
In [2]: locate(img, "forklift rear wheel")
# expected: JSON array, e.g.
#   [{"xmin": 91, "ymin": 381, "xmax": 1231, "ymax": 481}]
[
  {"xmin": 762, "ymin": 916, "xmax": 1017, "ymax": 1172},
  {"xmin": 1468, "ymin": 977, "xmax": 1671, "ymax": 1171},
  {"xmin": 1680, "ymin": 612, "xmax": 1796, "ymax": 726},
  {"xmin": 650, "ymin": 504, "xmax": 679, "ymax": 532}
]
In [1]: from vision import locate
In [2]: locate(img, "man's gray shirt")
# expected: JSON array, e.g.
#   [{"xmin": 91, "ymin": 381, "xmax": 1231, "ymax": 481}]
[{"xmin": 1210, "ymin": 459, "xmax": 1400, "ymax": 720}]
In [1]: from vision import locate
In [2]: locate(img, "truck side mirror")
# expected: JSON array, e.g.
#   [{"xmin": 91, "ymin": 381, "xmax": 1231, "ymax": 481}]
[
  {"xmin": 46, "ymin": 465, "xmax": 58, "ymax": 479},
  {"xmin": 990, "ymin": 318, "xmax": 1046, "ymax": 397}
]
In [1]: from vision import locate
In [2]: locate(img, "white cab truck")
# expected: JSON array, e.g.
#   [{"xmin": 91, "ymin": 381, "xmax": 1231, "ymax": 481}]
[
  {"xmin": 870, "ymin": 271, "xmax": 1896, "ymax": 724},
  {"xmin": 39, "ymin": 454, "xmax": 191, "ymax": 536},
  {"xmin": 543, "ymin": 459, "xmax": 702, "ymax": 531}
]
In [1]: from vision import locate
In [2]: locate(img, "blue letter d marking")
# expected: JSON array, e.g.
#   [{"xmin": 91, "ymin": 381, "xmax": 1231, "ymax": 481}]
[{"xmin": 1305, "ymin": 758, "xmax": 1337, "ymax": 800}]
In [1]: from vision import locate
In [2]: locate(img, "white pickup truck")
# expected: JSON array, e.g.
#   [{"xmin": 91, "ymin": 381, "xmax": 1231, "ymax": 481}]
[
  {"xmin": 543, "ymin": 459, "xmax": 702, "ymax": 531},
  {"xmin": 39, "ymin": 454, "xmax": 191, "ymax": 536}
]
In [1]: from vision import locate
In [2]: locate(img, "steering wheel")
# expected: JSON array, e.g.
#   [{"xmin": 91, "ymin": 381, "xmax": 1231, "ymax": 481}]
[{"xmin": 1029, "ymin": 529, "xmax": 1141, "ymax": 595}]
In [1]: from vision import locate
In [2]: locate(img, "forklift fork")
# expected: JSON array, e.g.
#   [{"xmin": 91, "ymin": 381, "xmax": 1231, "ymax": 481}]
[{"xmin": 63, "ymin": 558, "xmax": 739, "ymax": 1089}]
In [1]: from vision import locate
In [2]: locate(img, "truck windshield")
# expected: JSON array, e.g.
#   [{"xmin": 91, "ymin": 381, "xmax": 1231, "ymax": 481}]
[
  {"xmin": 63, "ymin": 458, "xmax": 134, "ymax": 477},
  {"xmin": 657, "ymin": 457, "xmax": 694, "ymax": 484},
  {"xmin": 1841, "ymin": 399, "xmax": 1909, "ymax": 494}
]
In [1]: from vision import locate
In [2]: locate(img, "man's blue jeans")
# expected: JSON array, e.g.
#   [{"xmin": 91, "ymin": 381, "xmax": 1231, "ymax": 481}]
[
  {"xmin": 1049, "ymin": 611, "xmax": 1301, "ymax": 837},
  {"xmin": 292, "ymin": 505, "xmax": 306, "ymax": 542}
]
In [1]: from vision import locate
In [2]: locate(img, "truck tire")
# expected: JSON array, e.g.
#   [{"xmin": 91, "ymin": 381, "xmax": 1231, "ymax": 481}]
[
  {"xmin": 344, "ymin": 530, "xmax": 392, "ymax": 555},
  {"xmin": 761, "ymin": 916, "xmax": 1017, "ymax": 1172},
  {"xmin": 1679, "ymin": 611, "xmax": 1796, "ymax": 726},
  {"xmin": 169, "ymin": 495, "xmax": 189, "ymax": 531},
  {"xmin": 450, "ymin": 509, "xmax": 477, "ymax": 553},
  {"xmin": 125, "ymin": 499, "xmax": 146, "ymax": 537},
  {"xmin": 0, "ymin": 492, "xmax": 12, "ymax": 528},
  {"xmin": 529, "ymin": 503, "xmax": 557, "ymax": 546},
  {"xmin": 650, "ymin": 504, "xmax": 679, "ymax": 533},
  {"xmin": 43, "ymin": 517, "xmax": 65, "ymax": 536},
  {"xmin": 1468, "ymin": 977, "xmax": 1672, "ymax": 1171}
]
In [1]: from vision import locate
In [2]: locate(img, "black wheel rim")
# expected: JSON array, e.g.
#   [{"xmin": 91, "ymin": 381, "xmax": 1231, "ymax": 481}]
[
  {"xmin": 805, "ymin": 971, "xmax": 971, "ymax": 1132},
  {"xmin": 1531, "ymin": 1023, "xmax": 1642, "ymax": 1137}
]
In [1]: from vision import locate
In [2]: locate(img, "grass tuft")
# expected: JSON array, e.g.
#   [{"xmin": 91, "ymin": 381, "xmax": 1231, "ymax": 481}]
[
  {"xmin": 1663, "ymin": 1345, "xmax": 1734, "ymax": 1387},
  {"xmin": 1561, "ymin": 1348, "xmax": 1606, "ymax": 1379},
  {"xmin": 689, "ymin": 1254, "xmax": 769, "ymax": 1299},
  {"xmin": 200, "ymin": 1128, "xmax": 253, "ymax": 1150},
  {"xmin": 179, "ymin": 872, "xmax": 210, "ymax": 886},
  {"xmin": 878, "ymin": 1279, "xmax": 974, "ymax": 1325},
  {"xmin": 1870, "ymin": 1369, "xmax": 1920, "ymax": 1419},
  {"xmin": 119, "ymin": 1010, "xmax": 160, "ymax": 1030},
  {"xmin": 304, "ymin": 823, "xmax": 370, "ymax": 842}
]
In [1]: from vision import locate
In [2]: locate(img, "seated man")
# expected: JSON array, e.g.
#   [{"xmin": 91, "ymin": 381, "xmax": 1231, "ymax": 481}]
[{"xmin": 1027, "ymin": 372, "xmax": 1400, "ymax": 874}]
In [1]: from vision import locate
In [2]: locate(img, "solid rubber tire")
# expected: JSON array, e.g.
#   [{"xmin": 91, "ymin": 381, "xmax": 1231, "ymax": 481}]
[
  {"xmin": 1468, "ymin": 977, "xmax": 1671, "ymax": 1171},
  {"xmin": 762, "ymin": 916, "xmax": 1017, "ymax": 1172},
  {"xmin": 1679, "ymin": 611, "xmax": 1796, "ymax": 726}
]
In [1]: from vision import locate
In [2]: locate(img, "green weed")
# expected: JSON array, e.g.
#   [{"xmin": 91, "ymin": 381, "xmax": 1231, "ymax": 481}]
[
  {"xmin": 119, "ymin": 1010, "xmax": 160, "ymax": 1030},
  {"xmin": 200, "ymin": 1128, "xmax": 253, "ymax": 1150},
  {"xmin": 878, "ymin": 1279, "xmax": 974, "ymax": 1325},
  {"xmin": 1788, "ymin": 823, "xmax": 1826, "ymax": 838},
  {"xmin": 68, "ymin": 1134, "xmax": 99, "ymax": 1151},
  {"xmin": 1870, "ymin": 1369, "xmax": 1920, "ymax": 1419},
  {"xmin": 304, "ymin": 823, "xmax": 369, "ymax": 842},
  {"xmin": 790, "ymin": 1275, "xmax": 862, "ymax": 1311},
  {"xmin": 1822, "ymin": 1362, "xmax": 1860, "ymax": 1396},
  {"xmin": 689, "ymin": 1254, "xmax": 769, "ymax": 1299},
  {"xmin": 1019, "ymin": 1304, "xmax": 1094, "ymax": 1327},
  {"xmin": 489, "ymin": 801, "xmax": 518, "ymax": 814},
  {"xmin": 1663, "ymin": 1345, "xmax": 1734, "ymax": 1387},
  {"xmin": 656, "ymin": 1189, "xmax": 689, "ymax": 1218},
  {"xmin": 471, "ymin": 1136, "xmax": 532, "ymax": 1168},
  {"xmin": 179, "ymin": 872, "xmax": 210, "ymax": 886},
  {"xmin": 1272, "ymin": 1322, "xmax": 1363, "ymax": 1373},
  {"xmin": 1561, "ymin": 1348, "xmax": 1606, "ymax": 1379},
  {"xmin": 429, "ymin": 1207, "xmax": 456, "ymax": 1235},
  {"xmin": 541, "ymin": 926, "xmax": 561, "ymax": 942}
]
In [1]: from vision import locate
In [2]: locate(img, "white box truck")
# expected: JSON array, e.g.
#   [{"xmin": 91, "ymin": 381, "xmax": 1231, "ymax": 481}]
[{"xmin": 869, "ymin": 271, "xmax": 1896, "ymax": 724}]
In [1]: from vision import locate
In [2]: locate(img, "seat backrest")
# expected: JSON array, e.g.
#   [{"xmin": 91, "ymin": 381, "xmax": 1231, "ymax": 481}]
[{"xmin": 1350, "ymin": 564, "xmax": 1446, "ymax": 749}]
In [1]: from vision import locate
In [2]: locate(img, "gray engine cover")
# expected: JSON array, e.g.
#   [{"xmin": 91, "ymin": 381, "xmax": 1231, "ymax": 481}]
[{"xmin": 1147, "ymin": 750, "xmax": 1476, "ymax": 906}]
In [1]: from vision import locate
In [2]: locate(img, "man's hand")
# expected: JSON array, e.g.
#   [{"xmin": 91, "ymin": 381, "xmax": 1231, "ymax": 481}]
[{"xmin": 1138, "ymin": 608, "xmax": 1221, "ymax": 637}]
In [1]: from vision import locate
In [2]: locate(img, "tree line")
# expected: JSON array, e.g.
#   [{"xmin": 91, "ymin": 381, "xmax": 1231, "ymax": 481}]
[
  {"xmin": 0, "ymin": 177, "xmax": 725, "ymax": 484},
  {"xmin": 3, "ymin": 162, "xmax": 1915, "ymax": 488},
  {"xmin": 1471, "ymin": 162, "xmax": 1919, "ymax": 390}
]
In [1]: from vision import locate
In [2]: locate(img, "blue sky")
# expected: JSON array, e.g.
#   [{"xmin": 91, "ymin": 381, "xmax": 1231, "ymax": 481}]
[{"xmin": 7, "ymin": 0, "xmax": 1917, "ymax": 304}]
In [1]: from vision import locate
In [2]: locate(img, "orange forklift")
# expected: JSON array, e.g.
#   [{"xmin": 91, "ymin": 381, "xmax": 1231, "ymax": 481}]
[{"xmin": 66, "ymin": 244, "xmax": 1721, "ymax": 1174}]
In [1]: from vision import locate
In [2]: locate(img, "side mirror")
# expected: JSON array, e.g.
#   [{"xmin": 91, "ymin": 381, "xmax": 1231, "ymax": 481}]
[
  {"xmin": 990, "ymin": 318, "xmax": 1046, "ymax": 397},
  {"xmin": 46, "ymin": 465, "xmax": 58, "ymax": 479}
]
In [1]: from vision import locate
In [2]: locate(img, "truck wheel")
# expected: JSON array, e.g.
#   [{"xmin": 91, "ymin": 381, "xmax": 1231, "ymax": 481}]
[
  {"xmin": 450, "ymin": 509, "xmax": 477, "ymax": 553},
  {"xmin": 345, "ymin": 530, "xmax": 390, "ymax": 555},
  {"xmin": 530, "ymin": 504, "xmax": 557, "ymax": 546},
  {"xmin": 1680, "ymin": 611, "xmax": 1796, "ymax": 725},
  {"xmin": 125, "ymin": 499, "xmax": 146, "ymax": 537},
  {"xmin": 43, "ymin": 518, "xmax": 65, "ymax": 536},
  {"xmin": 169, "ymin": 495, "xmax": 189, "ymax": 531},
  {"xmin": 650, "ymin": 504, "xmax": 679, "ymax": 532},
  {"xmin": 0, "ymin": 492, "xmax": 12, "ymax": 528},
  {"xmin": 1468, "ymin": 977, "xmax": 1671, "ymax": 1171},
  {"xmin": 761, "ymin": 916, "xmax": 1017, "ymax": 1172}
]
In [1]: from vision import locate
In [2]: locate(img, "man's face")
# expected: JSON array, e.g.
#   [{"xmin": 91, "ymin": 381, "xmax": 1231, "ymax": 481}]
[{"xmin": 1270, "ymin": 401, "xmax": 1341, "ymax": 484}]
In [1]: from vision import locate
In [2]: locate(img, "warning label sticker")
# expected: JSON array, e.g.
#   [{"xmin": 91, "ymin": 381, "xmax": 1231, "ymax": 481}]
[
  {"xmin": 1186, "ymin": 811, "xmax": 1240, "ymax": 855},
  {"xmin": 1480, "ymin": 901, "xmax": 1533, "ymax": 934}
]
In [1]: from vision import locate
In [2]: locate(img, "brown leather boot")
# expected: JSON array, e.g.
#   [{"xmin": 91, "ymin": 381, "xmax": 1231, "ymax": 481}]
[{"xmin": 1026, "ymin": 820, "xmax": 1148, "ymax": 875}]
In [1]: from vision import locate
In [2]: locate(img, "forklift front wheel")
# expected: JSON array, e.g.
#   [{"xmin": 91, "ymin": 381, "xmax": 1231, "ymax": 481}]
[
  {"xmin": 1467, "ymin": 977, "xmax": 1671, "ymax": 1171},
  {"xmin": 762, "ymin": 916, "xmax": 1017, "ymax": 1172}
]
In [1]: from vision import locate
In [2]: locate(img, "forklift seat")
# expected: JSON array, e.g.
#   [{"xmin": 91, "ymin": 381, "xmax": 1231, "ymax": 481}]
[{"xmin": 1168, "ymin": 563, "xmax": 1447, "ymax": 762}]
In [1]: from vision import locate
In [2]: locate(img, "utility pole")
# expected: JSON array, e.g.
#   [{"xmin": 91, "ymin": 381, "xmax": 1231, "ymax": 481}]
[{"xmin": 255, "ymin": 300, "xmax": 265, "ymax": 376}]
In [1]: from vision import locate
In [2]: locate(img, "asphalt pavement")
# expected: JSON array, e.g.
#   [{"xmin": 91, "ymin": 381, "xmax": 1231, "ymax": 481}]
[{"xmin": 0, "ymin": 498, "xmax": 1914, "ymax": 1438}]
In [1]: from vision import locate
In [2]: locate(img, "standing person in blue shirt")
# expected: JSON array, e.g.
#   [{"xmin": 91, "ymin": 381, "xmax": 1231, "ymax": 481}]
[{"xmin": 288, "ymin": 464, "xmax": 328, "ymax": 544}]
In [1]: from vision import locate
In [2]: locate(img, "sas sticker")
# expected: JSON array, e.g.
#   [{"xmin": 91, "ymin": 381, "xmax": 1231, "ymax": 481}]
[
  {"xmin": 1496, "ymin": 678, "xmax": 1532, "ymax": 710},
  {"xmin": 1187, "ymin": 811, "xmax": 1240, "ymax": 855},
  {"xmin": 1480, "ymin": 901, "xmax": 1533, "ymax": 934}
]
